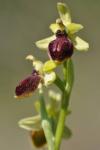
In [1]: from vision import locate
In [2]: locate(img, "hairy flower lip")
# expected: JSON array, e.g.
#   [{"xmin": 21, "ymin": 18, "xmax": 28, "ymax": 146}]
[
  {"xmin": 48, "ymin": 30, "xmax": 73, "ymax": 62},
  {"xmin": 15, "ymin": 70, "xmax": 41, "ymax": 98}
]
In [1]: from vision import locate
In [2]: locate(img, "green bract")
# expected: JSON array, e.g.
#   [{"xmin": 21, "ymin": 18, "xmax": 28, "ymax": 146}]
[
  {"xmin": 63, "ymin": 126, "xmax": 72, "ymax": 139},
  {"xmin": 36, "ymin": 2, "xmax": 89, "ymax": 52}
]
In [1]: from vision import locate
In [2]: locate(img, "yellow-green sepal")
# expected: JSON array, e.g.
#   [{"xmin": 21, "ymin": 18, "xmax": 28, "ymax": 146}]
[
  {"xmin": 67, "ymin": 23, "xmax": 83, "ymax": 34},
  {"xmin": 43, "ymin": 60, "xmax": 57, "ymax": 73},
  {"xmin": 35, "ymin": 35, "xmax": 55, "ymax": 50},
  {"xmin": 73, "ymin": 36, "xmax": 89, "ymax": 51},
  {"xmin": 18, "ymin": 115, "xmax": 41, "ymax": 131},
  {"xmin": 57, "ymin": 2, "xmax": 71, "ymax": 27}
]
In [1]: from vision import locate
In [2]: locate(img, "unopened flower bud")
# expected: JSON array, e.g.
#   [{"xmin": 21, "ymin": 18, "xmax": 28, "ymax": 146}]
[
  {"xmin": 15, "ymin": 70, "xmax": 41, "ymax": 98},
  {"xmin": 30, "ymin": 129, "xmax": 46, "ymax": 148},
  {"xmin": 48, "ymin": 30, "xmax": 73, "ymax": 62}
]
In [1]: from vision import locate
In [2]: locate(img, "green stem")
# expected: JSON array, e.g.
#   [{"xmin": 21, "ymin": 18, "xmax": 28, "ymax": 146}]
[
  {"xmin": 65, "ymin": 59, "xmax": 74, "ymax": 93},
  {"xmin": 39, "ymin": 87, "xmax": 54, "ymax": 150},
  {"xmin": 54, "ymin": 59, "xmax": 74, "ymax": 150},
  {"xmin": 42, "ymin": 120, "xmax": 55, "ymax": 150},
  {"xmin": 39, "ymin": 88, "xmax": 48, "ymax": 120},
  {"xmin": 63, "ymin": 61, "xmax": 68, "ymax": 83},
  {"xmin": 54, "ymin": 91, "xmax": 70, "ymax": 150}
]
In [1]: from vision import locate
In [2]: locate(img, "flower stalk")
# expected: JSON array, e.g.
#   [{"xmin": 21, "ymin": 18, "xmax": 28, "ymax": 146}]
[
  {"xmin": 39, "ymin": 87, "xmax": 48, "ymax": 120},
  {"xmin": 39, "ymin": 87, "xmax": 55, "ymax": 150},
  {"xmin": 15, "ymin": 2, "xmax": 89, "ymax": 150},
  {"xmin": 54, "ymin": 59, "xmax": 74, "ymax": 150},
  {"xmin": 54, "ymin": 94, "xmax": 70, "ymax": 150}
]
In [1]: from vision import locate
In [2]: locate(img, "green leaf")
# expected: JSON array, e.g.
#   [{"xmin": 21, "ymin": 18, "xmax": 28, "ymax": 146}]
[
  {"xmin": 73, "ymin": 36, "xmax": 89, "ymax": 51},
  {"xmin": 35, "ymin": 35, "xmax": 55, "ymax": 50},
  {"xmin": 54, "ymin": 75, "xmax": 65, "ymax": 91},
  {"xmin": 57, "ymin": 2, "xmax": 71, "ymax": 27},
  {"xmin": 63, "ymin": 126, "xmax": 72, "ymax": 139},
  {"xmin": 43, "ymin": 60, "xmax": 57, "ymax": 72},
  {"xmin": 18, "ymin": 115, "xmax": 41, "ymax": 131},
  {"xmin": 50, "ymin": 23, "xmax": 64, "ymax": 33},
  {"xmin": 67, "ymin": 23, "xmax": 83, "ymax": 34}
]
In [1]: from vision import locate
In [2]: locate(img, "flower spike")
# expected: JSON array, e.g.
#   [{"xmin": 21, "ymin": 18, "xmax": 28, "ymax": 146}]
[{"xmin": 15, "ymin": 2, "xmax": 90, "ymax": 150}]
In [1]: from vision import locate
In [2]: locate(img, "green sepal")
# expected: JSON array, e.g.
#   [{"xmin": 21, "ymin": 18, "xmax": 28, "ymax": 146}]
[
  {"xmin": 67, "ymin": 23, "xmax": 83, "ymax": 34},
  {"xmin": 57, "ymin": 2, "xmax": 71, "ymax": 27},
  {"xmin": 35, "ymin": 35, "xmax": 55, "ymax": 50},
  {"xmin": 18, "ymin": 115, "xmax": 41, "ymax": 131},
  {"xmin": 73, "ymin": 36, "xmax": 89, "ymax": 51},
  {"xmin": 43, "ymin": 60, "xmax": 57, "ymax": 72}
]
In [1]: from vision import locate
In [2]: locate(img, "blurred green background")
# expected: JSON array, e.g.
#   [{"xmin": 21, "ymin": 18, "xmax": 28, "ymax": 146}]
[{"xmin": 0, "ymin": 0, "xmax": 100, "ymax": 150}]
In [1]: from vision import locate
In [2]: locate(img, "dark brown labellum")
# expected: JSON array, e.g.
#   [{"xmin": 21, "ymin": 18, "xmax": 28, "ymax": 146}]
[
  {"xmin": 48, "ymin": 30, "xmax": 73, "ymax": 62},
  {"xmin": 30, "ymin": 129, "xmax": 46, "ymax": 148},
  {"xmin": 15, "ymin": 70, "xmax": 41, "ymax": 98}
]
